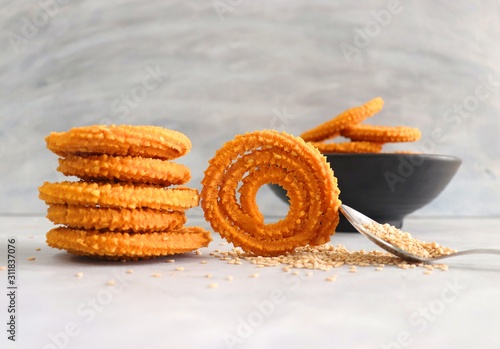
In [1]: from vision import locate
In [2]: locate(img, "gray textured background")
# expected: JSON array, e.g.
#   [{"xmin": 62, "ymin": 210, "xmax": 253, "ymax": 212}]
[{"xmin": 1, "ymin": 0, "xmax": 499, "ymax": 216}]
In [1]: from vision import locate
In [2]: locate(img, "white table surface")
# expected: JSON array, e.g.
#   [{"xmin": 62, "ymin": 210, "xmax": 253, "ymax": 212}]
[{"xmin": 1, "ymin": 214, "xmax": 500, "ymax": 349}]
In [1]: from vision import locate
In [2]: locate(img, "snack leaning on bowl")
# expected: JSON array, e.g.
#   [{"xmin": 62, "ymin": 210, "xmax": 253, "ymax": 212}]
[{"xmin": 200, "ymin": 130, "xmax": 342, "ymax": 256}]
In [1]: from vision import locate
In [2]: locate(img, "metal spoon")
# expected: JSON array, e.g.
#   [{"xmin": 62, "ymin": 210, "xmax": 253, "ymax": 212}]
[{"xmin": 340, "ymin": 204, "xmax": 500, "ymax": 263}]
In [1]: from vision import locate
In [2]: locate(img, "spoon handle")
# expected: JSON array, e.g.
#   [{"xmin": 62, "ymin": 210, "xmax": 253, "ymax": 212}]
[{"xmin": 431, "ymin": 248, "xmax": 500, "ymax": 261}]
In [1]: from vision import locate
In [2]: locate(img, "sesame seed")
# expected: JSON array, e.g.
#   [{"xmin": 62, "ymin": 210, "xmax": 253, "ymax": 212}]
[
  {"xmin": 27, "ymin": 257, "xmax": 35, "ymax": 261},
  {"xmin": 166, "ymin": 259, "xmax": 175, "ymax": 263},
  {"xmin": 0, "ymin": 266, "xmax": 6, "ymax": 270},
  {"xmin": 375, "ymin": 267, "xmax": 384, "ymax": 271},
  {"xmin": 107, "ymin": 280, "xmax": 116, "ymax": 286},
  {"xmin": 226, "ymin": 276, "xmax": 234, "ymax": 281},
  {"xmin": 152, "ymin": 273, "xmax": 162, "ymax": 278},
  {"xmin": 208, "ymin": 283, "xmax": 219, "ymax": 289},
  {"xmin": 175, "ymin": 267, "xmax": 184, "ymax": 271},
  {"xmin": 200, "ymin": 260, "xmax": 207, "ymax": 264},
  {"xmin": 205, "ymin": 273, "xmax": 212, "ymax": 278},
  {"xmin": 75, "ymin": 272, "xmax": 83, "ymax": 278},
  {"xmin": 424, "ymin": 270, "xmax": 433, "ymax": 275},
  {"xmin": 126, "ymin": 269, "xmax": 134, "ymax": 274},
  {"xmin": 35, "ymin": 248, "xmax": 41, "ymax": 251},
  {"xmin": 250, "ymin": 273, "xmax": 259, "ymax": 278}
]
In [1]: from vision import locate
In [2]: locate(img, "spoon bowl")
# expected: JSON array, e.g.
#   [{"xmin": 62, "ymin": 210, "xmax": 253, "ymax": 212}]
[{"xmin": 340, "ymin": 204, "xmax": 500, "ymax": 263}]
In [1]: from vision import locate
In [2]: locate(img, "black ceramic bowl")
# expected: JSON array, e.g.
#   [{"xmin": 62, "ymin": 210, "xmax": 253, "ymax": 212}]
[{"xmin": 269, "ymin": 153, "xmax": 461, "ymax": 232}]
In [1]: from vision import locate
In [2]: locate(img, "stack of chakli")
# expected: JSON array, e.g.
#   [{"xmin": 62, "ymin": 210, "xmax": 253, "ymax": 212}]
[{"xmin": 39, "ymin": 125, "xmax": 211, "ymax": 260}]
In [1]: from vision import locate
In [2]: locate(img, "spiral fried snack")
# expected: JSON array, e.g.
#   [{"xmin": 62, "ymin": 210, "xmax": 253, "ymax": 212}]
[
  {"xmin": 46, "ymin": 125, "xmax": 191, "ymax": 160},
  {"xmin": 58, "ymin": 155, "xmax": 191, "ymax": 186},
  {"xmin": 300, "ymin": 97, "xmax": 384, "ymax": 142},
  {"xmin": 39, "ymin": 181, "xmax": 199, "ymax": 211},
  {"xmin": 201, "ymin": 130, "xmax": 341, "ymax": 256},
  {"xmin": 310, "ymin": 141, "xmax": 383, "ymax": 154},
  {"xmin": 341, "ymin": 124, "xmax": 422, "ymax": 143},
  {"xmin": 46, "ymin": 226, "xmax": 211, "ymax": 261},
  {"xmin": 47, "ymin": 205, "xmax": 186, "ymax": 232}
]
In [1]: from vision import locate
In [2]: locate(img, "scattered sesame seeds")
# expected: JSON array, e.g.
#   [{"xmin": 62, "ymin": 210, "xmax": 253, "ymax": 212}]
[
  {"xmin": 325, "ymin": 275, "xmax": 337, "ymax": 282},
  {"xmin": 0, "ymin": 266, "xmax": 6, "ymax": 271},
  {"xmin": 126, "ymin": 269, "xmax": 134, "ymax": 274},
  {"xmin": 208, "ymin": 283, "xmax": 219, "ymax": 289},
  {"xmin": 152, "ymin": 273, "xmax": 162, "ymax": 278},
  {"xmin": 205, "ymin": 273, "xmax": 212, "ymax": 278},
  {"xmin": 375, "ymin": 267, "xmax": 384, "ymax": 271},
  {"xmin": 424, "ymin": 270, "xmax": 433, "ymax": 275},
  {"xmin": 166, "ymin": 259, "xmax": 175, "ymax": 263},
  {"xmin": 107, "ymin": 279, "xmax": 116, "ymax": 286},
  {"xmin": 35, "ymin": 248, "xmax": 41, "ymax": 251},
  {"xmin": 75, "ymin": 272, "xmax": 83, "ymax": 278},
  {"xmin": 225, "ymin": 276, "xmax": 234, "ymax": 281},
  {"xmin": 200, "ymin": 260, "xmax": 207, "ymax": 264},
  {"xmin": 250, "ymin": 273, "xmax": 259, "ymax": 278},
  {"xmin": 27, "ymin": 257, "xmax": 36, "ymax": 261},
  {"xmin": 175, "ymin": 267, "xmax": 185, "ymax": 271},
  {"xmin": 209, "ymin": 235, "xmax": 452, "ymax": 272},
  {"xmin": 194, "ymin": 250, "xmax": 202, "ymax": 255}
]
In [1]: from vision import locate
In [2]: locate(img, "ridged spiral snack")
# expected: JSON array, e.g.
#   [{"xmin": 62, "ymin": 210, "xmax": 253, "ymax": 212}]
[{"xmin": 201, "ymin": 130, "xmax": 341, "ymax": 256}]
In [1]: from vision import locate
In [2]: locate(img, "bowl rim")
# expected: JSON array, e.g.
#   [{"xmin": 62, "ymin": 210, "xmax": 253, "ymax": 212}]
[{"xmin": 322, "ymin": 153, "xmax": 461, "ymax": 163}]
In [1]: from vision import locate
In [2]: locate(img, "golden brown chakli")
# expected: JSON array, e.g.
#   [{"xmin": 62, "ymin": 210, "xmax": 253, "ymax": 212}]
[
  {"xmin": 301, "ymin": 97, "xmax": 422, "ymax": 154},
  {"xmin": 201, "ymin": 130, "xmax": 341, "ymax": 256}
]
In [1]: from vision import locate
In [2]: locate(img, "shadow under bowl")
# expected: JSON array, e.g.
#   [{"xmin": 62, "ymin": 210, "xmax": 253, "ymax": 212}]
[{"xmin": 269, "ymin": 153, "xmax": 461, "ymax": 232}]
